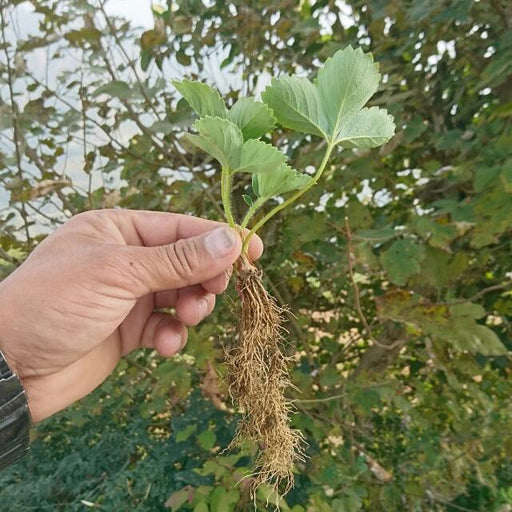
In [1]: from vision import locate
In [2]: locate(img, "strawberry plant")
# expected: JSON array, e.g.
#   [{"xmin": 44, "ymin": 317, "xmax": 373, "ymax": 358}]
[{"xmin": 173, "ymin": 46, "xmax": 395, "ymax": 499}]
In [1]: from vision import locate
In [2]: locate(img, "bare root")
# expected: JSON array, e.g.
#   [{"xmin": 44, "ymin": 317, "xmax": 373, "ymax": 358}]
[{"xmin": 226, "ymin": 261, "xmax": 305, "ymax": 500}]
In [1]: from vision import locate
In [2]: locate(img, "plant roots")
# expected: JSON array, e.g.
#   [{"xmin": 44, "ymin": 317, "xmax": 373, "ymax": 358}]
[{"xmin": 226, "ymin": 259, "xmax": 305, "ymax": 499}]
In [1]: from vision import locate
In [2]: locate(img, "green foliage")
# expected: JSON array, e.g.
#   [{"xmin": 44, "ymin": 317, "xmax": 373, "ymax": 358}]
[
  {"xmin": 178, "ymin": 46, "xmax": 393, "ymax": 241},
  {"xmin": 173, "ymin": 80, "xmax": 275, "ymax": 141},
  {"xmin": 377, "ymin": 292, "xmax": 508, "ymax": 356},
  {"xmin": 253, "ymin": 165, "xmax": 313, "ymax": 200},
  {"xmin": 187, "ymin": 117, "xmax": 243, "ymax": 170},
  {"xmin": 172, "ymin": 80, "xmax": 227, "ymax": 118},
  {"xmin": 92, "ymin": 80, "xmax": 133, "ymax": 100},
  {"xmin": 262, "ymin": 46, "xmax": 395, "ymax": 147},
  {"xmin": 262, "ymin": 76, "xmax": 329, "ymax": 139},
  {"xmin": 238, "ymin": 139, "xmax": 288, "ymax": 175},
  {"xmin": 227, "ymin": 98, "xmax": 276, "ymax": 140},
  {"xmin": 381, "ymin": 238, "xmax": 426, "ymax": 286},
  {"xmin": 1, "ymin": 0, "xmax": 512, "ymax": 511},
  {"xmin": 184, "ymin": 112, "xmax": 313, "ymax": 229}
]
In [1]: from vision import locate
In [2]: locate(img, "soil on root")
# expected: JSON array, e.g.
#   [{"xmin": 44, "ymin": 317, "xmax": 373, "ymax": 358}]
[{"xmin": 226, "ymin": 260, "xmax": 305, "ymax": 500}]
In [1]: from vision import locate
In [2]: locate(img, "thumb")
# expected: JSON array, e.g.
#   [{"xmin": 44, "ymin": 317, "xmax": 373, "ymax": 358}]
[{"xmin": 123, "ymin": 226, "xmax": 241, "ymax": 296}]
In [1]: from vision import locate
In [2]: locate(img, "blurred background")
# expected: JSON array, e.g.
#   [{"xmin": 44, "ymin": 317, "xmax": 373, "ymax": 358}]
[{"xmin": 0, "ymin": 0, "xmax": 511, "ymax": 510}]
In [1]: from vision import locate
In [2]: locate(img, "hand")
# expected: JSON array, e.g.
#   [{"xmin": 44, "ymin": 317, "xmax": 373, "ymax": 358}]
[{"xmin": 0, "ymin": 209, "xmax": 262, "ymax": 422}]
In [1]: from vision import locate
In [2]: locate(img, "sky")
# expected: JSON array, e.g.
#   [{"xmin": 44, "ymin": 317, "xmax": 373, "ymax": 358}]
[{"xmin": 103, "ymin": 0, "xmax": 156, "ymax": 28}]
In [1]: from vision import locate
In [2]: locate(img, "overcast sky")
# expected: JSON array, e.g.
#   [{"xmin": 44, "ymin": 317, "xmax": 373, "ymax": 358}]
[{"xmin": 103, "ymin": 0, "xmax": 156, "ymax": 28}]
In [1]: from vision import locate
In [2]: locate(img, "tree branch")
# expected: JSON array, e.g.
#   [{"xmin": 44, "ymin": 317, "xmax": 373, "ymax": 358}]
[
  {"xmin": 1, "ymin": 6, "xmax": 31, "ymax": 247},
  {"xmin": 345, "ymin": 217, "xmax": 402, "ymax": 351}
]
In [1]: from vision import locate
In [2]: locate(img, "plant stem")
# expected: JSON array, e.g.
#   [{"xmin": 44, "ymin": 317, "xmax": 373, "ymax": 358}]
[
  {"xmin": 242, "ymin": 143, "xmax": 335, "ymax": 254},
  {"xmin": 240, "ymin": 197, "xmax": 265, "ymax": 229},
  {"xmin": 221, "ymin": 167, "xmax": 236, "ymax": 227}
]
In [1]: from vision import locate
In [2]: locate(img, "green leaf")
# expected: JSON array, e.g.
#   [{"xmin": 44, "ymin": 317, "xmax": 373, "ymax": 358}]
[
  {"xmin": 262, "ymin": 46, "xmax": 394, "ymax": 148},
  {"xmin": 92, "ymin": 80, "xmax": 132, "ymax": 100},
  {"xmin": 378, "ymin": 293, "xmax": 508, "ymax": 356},
  {"xmin": 319, "ymin": 366, "xmax": 341, "ymax": 388},
  {"xmin": 335, "ymin": 107, "xmax": 395, "ymax": 148},
  {"xmin": 193, "ymin": 503, "xmax": 209, "ymax": 512},
  {"xmin": 414, "ymin": 217, "xmax": 457, "ymax": 250},
  {"xmin": 227, "ymin": 97, "xmax": 276, "ymax": 139},
  {"xmin": 175, "ymin": 424, "xmax": 197, "ymax": 442},
  {"xmin": 253, "ymin": 164, "xmax": 313, "ymax": 199},
  {"xmin": 237, "ymin": 139, "xmax": 287, "ymax": 174},
  {"xmin": 197, "ymin": 429, "xmax": 216, "ymax": 451},
  {"xmin": 381, "ymin": 239, "xmax": 425, "ymax": 286},
  {"xmin": 316, "ymin": 46, "xmax": 380, "ymax": 136},
  {"xmin": 140, "ymin": 49, "xmax": 152, "ymax": 71},
  {"xmin": 172, "ymin": 80, "xmax": 227, "ymax": 118},
  {"xmin": 149, "ymin": 120, "xmax": 176, "ymax": 134},
  {"xmin": 65, "ymin": 28, "xmax": 102, "ymax": 44},
  {"xmin": 459, "ymin": 325, "xmax": 507, "ymax": 356},
  {"xmin": 261, "ymin": 75, "xmax": 329, "ymax": 138},
  {"xmin": 210, "ymin": 487, "xmax": 239, "ymax": 512},
  {"xmin": 195, "ymin": 460, "xmax": 220, "ymax": 478},
  {"xmin": 187, "ymin": 117, "xmax": 243, "ymax": 170},
  {"xmin": 445, "ymin": 303, "xmax": 508, "ymax": 356},
  {"xmin": 242, "ymin": 194, "xmax": 253, "ymax": 207},
  {"xmin": 141, "ymin": 29, "xmax": 166, "ymax": 51},
  {"xmin": 356, "ymin": 228, "xmax": 398, "ymax": 242}
]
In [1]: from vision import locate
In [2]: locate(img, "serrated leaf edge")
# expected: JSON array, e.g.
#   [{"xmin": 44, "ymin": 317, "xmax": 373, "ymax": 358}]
[
  {"xmin": 227, "ymin": 97, "xmax": 277, "ymax": 138},
  {"xmin": 261, "ymin": 76, "xmax": 329, "ymax": 140},
  {"xmin": 315, "ymin": 46, "xmax": 381, "ymax": 139},
  {"xmin": 187, "ymin": 115, "xmax": 243, "ymax": 169},
  {"xmin": 171, "ymin": 79, "xmax": 227, "ymax": 117}
]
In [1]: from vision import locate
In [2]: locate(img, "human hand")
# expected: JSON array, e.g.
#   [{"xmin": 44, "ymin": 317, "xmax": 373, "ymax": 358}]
[{"xmin": 0, "ymin": 209, "xmax": 262, "ymax": 422}]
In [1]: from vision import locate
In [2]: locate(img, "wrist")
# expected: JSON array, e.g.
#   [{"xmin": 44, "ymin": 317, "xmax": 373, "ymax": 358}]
[
  {"xmin": 0, "ymin": 291, "xmax": 21, "ymax": 380},
  {"xmin": 0, "ymin": 348, "xmax": 32, "ymax": 470}
]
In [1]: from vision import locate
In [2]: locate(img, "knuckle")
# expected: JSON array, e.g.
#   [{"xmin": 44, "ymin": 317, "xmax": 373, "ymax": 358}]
[
  {"xmin": 67, "ymin": 210, "xmax": 106, "ymax": 237},
  {"xmin": 71, "ymin": 210, "xmax": 100, "ymax": 225},
  {"xmin": 163, "ymin": 239, "xmax": 201, "ymax": 285}
]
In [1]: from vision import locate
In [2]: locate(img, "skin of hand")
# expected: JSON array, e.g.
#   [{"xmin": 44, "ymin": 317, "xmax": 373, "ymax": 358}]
[{"xmin": 0, "ymin": 209, "xmax": 263, "ymax": 423}]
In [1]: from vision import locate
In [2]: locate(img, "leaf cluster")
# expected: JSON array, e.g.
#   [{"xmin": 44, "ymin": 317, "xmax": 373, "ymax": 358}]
[{"xmin": 173, "ymin": 46, "xmax": 394, "ymax": 233}]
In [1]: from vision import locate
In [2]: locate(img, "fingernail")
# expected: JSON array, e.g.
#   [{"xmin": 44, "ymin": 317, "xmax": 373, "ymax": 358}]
[{"xmin": 205, "ymin": 227, "xmax": 237, "ymax": 259}]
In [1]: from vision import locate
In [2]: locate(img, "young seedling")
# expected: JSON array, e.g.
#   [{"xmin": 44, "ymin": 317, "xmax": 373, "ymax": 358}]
[{"xmin": 172, "ymin": 46, "xmax": 395, "ymax": 500}]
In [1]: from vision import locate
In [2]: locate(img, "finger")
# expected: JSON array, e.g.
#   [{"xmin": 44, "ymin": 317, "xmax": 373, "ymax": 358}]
[
  {"xmin": 118, "ymin": 293, "xmax": 155, "ymax": 355},
  {"xmin": 154, "ymin": 276, "xmax": 226, "ymax": 308},
  {"xmin": 244, "ymin": 232, "xmax": 264, "ymax": 262},
  {"xmin": 140, "ymin": 312, "xmax": 188, "ymax": 357},
  {"xmin": 201, "ymin": 267, "xmax": 233, "ymax": 294},
  {"xmin": 106, "ymin": 210, "xmax": 264, "ymax": 262},
  {"xmin": 175, "ymin": 286, "xmax": 216, "ymax": 326},
  {"xmin": 121, "ymin": 226, "xmax": 242, "ymax": 296},
  {"xmin": 154, "ymin": 289, "xmax": 178, "ymax": 309}
]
